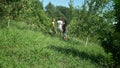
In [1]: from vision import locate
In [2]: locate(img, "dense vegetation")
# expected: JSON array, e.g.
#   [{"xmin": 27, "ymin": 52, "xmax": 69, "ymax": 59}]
[
  {"xmin": 101, "ymin": 0, "xmax": 120, "ymax": 66},
  {"xmin": 0, "ymin": 0, "xmax": 120, "ymax": 67}
]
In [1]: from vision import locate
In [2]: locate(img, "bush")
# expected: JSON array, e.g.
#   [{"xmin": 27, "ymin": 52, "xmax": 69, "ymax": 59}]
[{"xmin": 100, "ymin": 31, "xmax": 120, "ymax": 67}]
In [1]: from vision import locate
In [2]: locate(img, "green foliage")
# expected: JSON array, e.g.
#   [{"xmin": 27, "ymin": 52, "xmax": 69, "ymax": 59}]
[
  {"xmin": 56, "ymin": 6, "xmax": 70, "ymax": 20},
  {"xmin": 114, "ymin": 0, "xmax": 120, "ymax": 31},
  {"xmin": 22, "ymin": 0, "xmax": 50, "ymax": 32},
  {"xmin": 45, "ymin": 2, "xmax": 56, "ymax": 18},
  {"xmin": 0, "ymin": 0, "xmax": 50, "ymax": 32},
  {"xmin": 68, "ymin": 0, "xmax": 111, "ymax": 46},
  {"xmin": 68, "ymin": 0, "xmax": 75, "ymax": 23},
  {"xmin": 45, "ymin": 2, "xmax": 71, "ymax": 22},
  {"xmin": 100, "ymin": 31, "xmax": 120, "ymax": 67},
  {"xmin": 100, "ymin": 0, "xmax": 120, "ymax": 66}
]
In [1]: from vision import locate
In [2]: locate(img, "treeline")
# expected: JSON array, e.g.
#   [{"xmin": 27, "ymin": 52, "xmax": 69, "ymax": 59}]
[{"xmin": 0, "ymin": 0, "xmax": 120, "ymax": 67}]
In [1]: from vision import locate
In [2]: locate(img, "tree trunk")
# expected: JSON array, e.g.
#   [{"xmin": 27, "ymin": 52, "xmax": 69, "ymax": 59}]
[
  {"xmin": 7, "ymin": 19, "xmax": 10, "ymax": 28},
  {"xmin": 85, "ymin": 35, "xmax": 89, "ymax": 47}
]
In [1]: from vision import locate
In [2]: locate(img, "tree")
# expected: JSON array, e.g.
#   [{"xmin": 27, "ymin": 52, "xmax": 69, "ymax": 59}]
[
  {"xmin": 45, "ymin": 2, "xmax": 56, "ymax": 18},
  {"xmin": 24, "ymin": 0, "xmax": 50, "ymax": 32},
  {"xmin": 97, "ymin": 0, "xmax": 120, "ymax": 67},
  {"xmin": 56, "ymin": 6, "xmax": 70, "ymax": 21},
  {"xmin": 68, "ymin": 0, "xmax": 110, "ymax": 46},
  {"xmin": 68, "ymin": 0, "xmax": 75, "ymax": 23},
  {"xmin": 114, "ymin": 0, "xmax": 120, "ymax": 32},
  {"xmin": 100, "ymin": 0, "xmax": 120, "ymax": 66}
]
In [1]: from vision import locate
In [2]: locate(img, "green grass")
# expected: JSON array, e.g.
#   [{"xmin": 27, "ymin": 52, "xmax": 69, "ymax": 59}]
[{"xmin": 0, "ymin": 23, "xmax": 113, "ymax": 68}]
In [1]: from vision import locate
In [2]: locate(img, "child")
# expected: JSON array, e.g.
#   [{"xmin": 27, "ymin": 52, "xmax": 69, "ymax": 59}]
[{"xmin": 51, "ymin": 18, "xmax": 56, "ymax": 34}]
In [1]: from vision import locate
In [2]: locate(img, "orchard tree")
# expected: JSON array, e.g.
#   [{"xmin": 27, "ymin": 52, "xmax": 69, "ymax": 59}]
[{"xmin": 68, "ymin": 0, "xmax": 110, "ymax": 46}]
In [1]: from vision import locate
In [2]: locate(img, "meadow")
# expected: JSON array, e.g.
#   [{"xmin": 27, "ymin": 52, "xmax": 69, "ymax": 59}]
[{"xmin": 0, "ymin": 22, "xmax": 113, "ymax": 68}]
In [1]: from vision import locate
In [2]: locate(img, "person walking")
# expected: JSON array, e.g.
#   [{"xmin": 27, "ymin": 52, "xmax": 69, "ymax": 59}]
[
  {"xmin": 62, "ymin": 19, "xmax": 68, "ymax": 40},
  {"xmin": 57, "ymin": 17, "xmax": 63, "ymax": 36},
  {"xmin": 51, "ymin": 18, "xmax": 56, "ymax": 34}
]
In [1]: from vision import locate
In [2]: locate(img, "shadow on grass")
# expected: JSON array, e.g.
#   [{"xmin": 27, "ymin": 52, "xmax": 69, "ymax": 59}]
[
  {"xmin": 55, "ymin": 37, "xmax": 82, "ymax": 46},
  {"xmin": 65, "ymin": 38, "xmax": 82, "ymax": 45},
  {"xmin": 47, "ymin": 45, "xmax": 105, "ymax": 65}
]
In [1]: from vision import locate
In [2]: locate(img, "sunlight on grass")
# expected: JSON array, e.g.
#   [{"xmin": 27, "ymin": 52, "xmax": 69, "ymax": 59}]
[{"xmin": 0, "ymin": 24, "xmax": 113, "ymax": 68}]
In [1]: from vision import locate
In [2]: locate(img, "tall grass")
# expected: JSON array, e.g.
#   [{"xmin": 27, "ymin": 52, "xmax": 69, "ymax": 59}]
[{"xmin": 0, "ymin": 23, "xmax": 113, "ymax": 68}]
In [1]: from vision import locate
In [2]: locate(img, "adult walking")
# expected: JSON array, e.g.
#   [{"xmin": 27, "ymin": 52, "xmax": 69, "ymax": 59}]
[
  {"xmin": 62, "ymin": 19, "xmax": 68, "ymax": 40},
  {"xmin": 57, "ymin": 17, "xmax": 64, "ymax": 36}
]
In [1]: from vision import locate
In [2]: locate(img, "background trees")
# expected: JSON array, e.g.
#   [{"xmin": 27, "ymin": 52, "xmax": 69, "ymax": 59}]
[{"xmin": 45, "ymin": 2, "xmax": 56, "ymax": 18}]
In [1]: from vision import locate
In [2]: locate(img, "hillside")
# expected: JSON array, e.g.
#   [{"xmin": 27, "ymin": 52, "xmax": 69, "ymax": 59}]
[{"xmin": 0, "ymin": 23, "xmax": 112, "ymax": 68}]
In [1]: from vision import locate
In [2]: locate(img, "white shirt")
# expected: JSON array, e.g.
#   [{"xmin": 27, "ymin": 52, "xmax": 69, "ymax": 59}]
[{"xmin": 57, "ymin": 20, "xmax": 63, "ymax": 30}]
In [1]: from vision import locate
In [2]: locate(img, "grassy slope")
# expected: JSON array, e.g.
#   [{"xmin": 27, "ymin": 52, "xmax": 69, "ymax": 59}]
[{"xmin": 0, "ymin": 23, "xmax": 111, "ymax": 68}]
